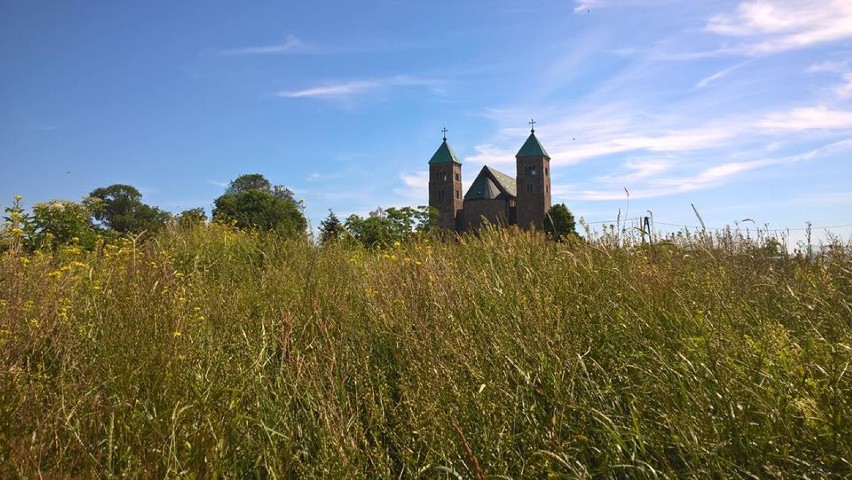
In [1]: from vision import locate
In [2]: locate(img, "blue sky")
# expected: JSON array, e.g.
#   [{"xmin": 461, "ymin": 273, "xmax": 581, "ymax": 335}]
[{"xmin": 2, "ymin": 0, "xmax": 851, "ymax": 247}]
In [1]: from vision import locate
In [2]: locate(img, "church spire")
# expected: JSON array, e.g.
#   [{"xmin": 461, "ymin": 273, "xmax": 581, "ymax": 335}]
[{"xmin": 428, "ymin": 127, "xmax": 463, "ymax": 231}]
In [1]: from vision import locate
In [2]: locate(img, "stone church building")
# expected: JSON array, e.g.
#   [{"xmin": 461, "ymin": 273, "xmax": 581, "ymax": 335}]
[{"xmin": 428, "ymin": 126, "xmax": 552, "ymax": 232}]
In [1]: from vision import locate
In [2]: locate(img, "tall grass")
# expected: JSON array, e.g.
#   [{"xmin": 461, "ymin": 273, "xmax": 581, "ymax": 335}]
[{"xmin": 1, "ymin": 223, "xmax": 850, "ymax": 477}]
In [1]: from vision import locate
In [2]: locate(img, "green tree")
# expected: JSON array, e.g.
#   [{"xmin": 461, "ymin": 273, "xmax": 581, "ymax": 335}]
[
  {"xmin": 176, "ymin": 207, "xmax": 207, "ymax": 228},
  {"xmin": 225, "ymin": 173, "xmax": 295, "ymax": 201},
  {"xmin": 344, "ymin": 206, "xmax": 434, "ymax": 248},
  {"xmin": 544, "ymin": 203, "xmax": 577, "ymax": 242},
  {"xmin": 318, "ymin": 210, "xmax": 347, "ymax": 245},
  {"xmin": 30, "ymin": 200, "xmax": 97, "ymax": 249},
  {"xmin": 86, "ymin": 184, "xmax": 170, "ymax": 234},
  {"xmin": 212, "ymin": 174, "xmax": 306, "ymax": 236},
  {"xmin": 225, "ymin": 173, "xmax": 272, "ymax": 196}
]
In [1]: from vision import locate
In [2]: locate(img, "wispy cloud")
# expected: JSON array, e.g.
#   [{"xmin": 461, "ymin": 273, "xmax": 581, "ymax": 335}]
[
  {"xmin": 306, "ymin": 172, "xmax": 344, "ymax": 182},
  {"xmin": 760, "ymin": 106, "xmax": 852, "ymax": 131},
  {"xmin": 594, "ymin": 158, "xmax": 674, "ymax": 185},
  {"xmin": 837, "ymin": 73, "xmax": 852, "ymax": 99},
  {"xmin": 573, "ymin": 0, "xmax": 599, "ymax": 13},
  {"xmin": 807, "ymin": 59, "xmax": 852, "ymax": 74},
  {"xmin": 695, "ymin": 61, "xmax": 749, "ymax": 88},
  {"xmin": 394, "ymin": 171, "xmax": 429, "ymax": 206},
  {"xmin": 219, "ymin": 34, "xmax": 322, "ymax": 56},
  {"xmin": 557, "ymin": 139, "xmax": 852, "ymax": 201},
  {"xmin": 706, "ymin": 1, "xmax": 852, "ymax": 54},
  {"xmin": 394, "ymin": 170, "xmax": 473, "ymax": 208},
  {"xmin": 805, "ymin": 59, "xmax": 852, "ymax": 99},
  {"xmin": 278, "ymin": 75, "xmax": 443, "ymax": 99},
  {"xmin": 468, "ymin": 122, "xmax": 739, "ymax": 169}
]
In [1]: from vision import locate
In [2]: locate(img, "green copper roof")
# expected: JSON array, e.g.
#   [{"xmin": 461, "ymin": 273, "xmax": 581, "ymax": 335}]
[
  {"xmin": 516, "ymin": 132, "xmax": 550, "ymax": 158},
  {"xmin": 428, "ymin": 139, "xmax": 462, "ymax": 165},
  {"xmin": 464, "ymin": 166, "xmax": 517, "ymax": 200}
]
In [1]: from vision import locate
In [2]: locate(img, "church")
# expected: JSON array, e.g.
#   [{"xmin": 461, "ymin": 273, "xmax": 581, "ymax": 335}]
[{"xmin": 428, "ymin": 123, "xmax": 552, "ymax": 232}]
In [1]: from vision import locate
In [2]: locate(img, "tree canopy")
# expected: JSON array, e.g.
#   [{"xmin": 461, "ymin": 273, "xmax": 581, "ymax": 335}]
[
  {"xmin": 212, "ymin": 174, "xmax": 306, "ymax": 236},
  {"xmin": 344, "ymin": 206, "xmax": 435, "ymax": 248},
  {"xmin": 318, "ymin": 210, "xmax": 347, "ymax": 245},
  {"xmin": 544, "ymin": 203, "xmax": 578, "ymax": 242},
  {"xmin": 30, "ymin": 200, "xmax": 97, "ymax": 249},
  {"xmin": 86, "ymin": 184, "xmax": 170, "ymax": 235},
  {"xmin": 176, "ymin": 207, "xmax": 207, "ymax": 228}
]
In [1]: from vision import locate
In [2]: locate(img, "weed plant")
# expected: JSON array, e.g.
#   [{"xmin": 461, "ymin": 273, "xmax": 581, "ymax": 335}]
[{"xmin": 1, "ymin": 222, "xmax": 850, "ymax": 477}]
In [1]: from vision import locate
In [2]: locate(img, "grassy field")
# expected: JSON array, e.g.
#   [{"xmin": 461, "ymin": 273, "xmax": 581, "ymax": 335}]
[{"xmin": 1, "ymin": 224, "xmax": 850, "ymax": 478}]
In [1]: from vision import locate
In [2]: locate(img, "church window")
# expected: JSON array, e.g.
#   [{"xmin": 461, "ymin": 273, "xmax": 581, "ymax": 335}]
[
  {"xmin": 441, "ymin": 172, "xmax": 448, "ymax": 181},
  {"xmin": 527, "ymin": 183, "xmax": 533, "ymax": 193},
  {"xmin": 456, "ymin": 190, "xmax": 460, "ymax": 199},
  {"xmin": 455, "ymin": 173, "xmax": 460, "ymax": 181},
  {"xmin": 525, "ymin": 165, "xmax": 538, "ymax": 176},
  {"xmin": 438, "ymin": 190, "xmax": 445, "ymax": 200},
  {"xmin": 545, "ymin": 167, "xmax": 549, "ymax": 176}
]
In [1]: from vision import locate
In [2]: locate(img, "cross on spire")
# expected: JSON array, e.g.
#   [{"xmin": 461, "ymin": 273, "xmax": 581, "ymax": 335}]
[
  {"xmin": 529, "ymin": 118, "xmax": 536, "ymax": 133},
  {"xmin": 442, "ymin": 127, "xmax": 448, "ymax": 141}
]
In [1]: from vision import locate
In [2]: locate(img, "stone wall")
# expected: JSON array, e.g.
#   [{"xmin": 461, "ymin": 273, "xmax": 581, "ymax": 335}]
[{"xmin": 463, "ymin": 198, "xmax": 511, "ymax": 231}]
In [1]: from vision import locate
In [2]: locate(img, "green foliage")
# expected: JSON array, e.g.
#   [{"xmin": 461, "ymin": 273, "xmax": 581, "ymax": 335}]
[
  {"xmin": 225, "ymin": 173, "xmax": 273, "ymax": 196},
  {"xmin": 87, "ymin": 184, "xmax": 170, "ymax": 235},
  {"xmin": 225, "ymin": 173, "xmax": 295, "ymax": 201},
  {"xmin": 544, "ymin": 203, "xmax": 577, "ymax": 241},
  {"xmin": 212, "ymin": 174, "xmax": 306, "ymax": 236},
  {"xmin": 176, "ymin": 207, "xmax": 207, "ymax": 228},
  {"xmin": 1, "ymin": 195, "xmax": 33, "ymax": 253},
  {"xmin": 1, "ymin": 225, "xmax": 850, "ymax": 477},
  {"xmin": 344, "ymin": 206, "xmax": 434, "ymax": 248},
  {"xmin": 29, "ymin": 200, "xmax": 98, "ymax": 250},
  {"xmin": 318, "ymin": 209, "xmax": 347, "ymax": 245}
]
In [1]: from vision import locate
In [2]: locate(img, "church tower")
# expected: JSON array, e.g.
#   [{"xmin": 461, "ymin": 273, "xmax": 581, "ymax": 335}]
[
  {"xmin": 515, "ymin": 121, "xmax": 552, "ymax": 229},
  {"xmin": 428, "ymin": 130, "xmax": 463, "ymax": 231}
]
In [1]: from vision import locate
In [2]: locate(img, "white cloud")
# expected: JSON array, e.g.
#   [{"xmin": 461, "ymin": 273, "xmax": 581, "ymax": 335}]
[
  {"xmin": 573, "ymin": 0, "xmax": 599, "ymax": 13},
  {"xmin": 556, "ymin": 138, "xmax": 852, "ymax": 201},
  {"xmin": 464, "ymin": 144, "xmax": 514, "ymax": 167},
  {"xmin": 695, "ymin": 61, "xmax": 749, "ymax": 88},
  {"xmin": 836, "ymin": 73, "xmax": 852, "ymax": 99},
  {"xmin": 706, "ymin": 1, "xmax": 852, "ymax": 54},
  {"xmin": 546, "ymin": 127, "xmax": 737, "ymax": 167},
  {"xmin": 219, "ymin": 34, "xmax": 321, "ymax": 55},
  {"xmin": 278, "ymin": 76, "xmax": 442, "ymax": 99},
  {"xmin": 306, "ymin": 172, "xmax": 343, "ymax": 182},
  {"xmin": 807, "ymin": 60, "xmax": 852, "ymax": 74},
  {"xmin": 760, "ymin": 106, "xmax": 852, "ymax": 131},
  {"xmin": 393, "ymin": 171, "xmax": 429, "ymax": 206},
  {"xmin": 280, "ymin": 81, "xmax": 376, "ymax": 98},
  {"xmin": 805, "ymin": 60, "xmax": 852, "ymax": 99},
  {"xmin": 594, "ymin": 158, "xmax": 674, "ymax": 185}
]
